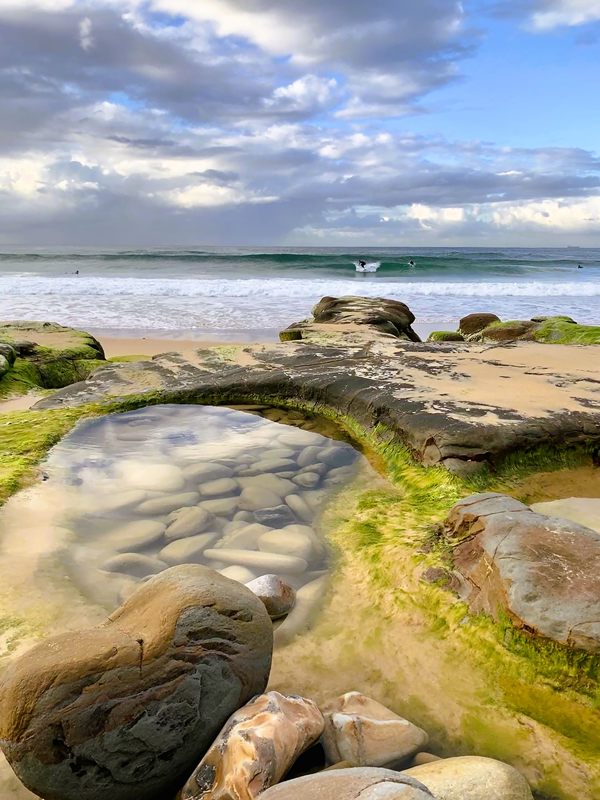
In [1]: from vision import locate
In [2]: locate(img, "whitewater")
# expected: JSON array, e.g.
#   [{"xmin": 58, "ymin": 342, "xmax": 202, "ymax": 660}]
[{"xmin": 0, "ymin": 246, "xmax": 598, "ymax": 333}]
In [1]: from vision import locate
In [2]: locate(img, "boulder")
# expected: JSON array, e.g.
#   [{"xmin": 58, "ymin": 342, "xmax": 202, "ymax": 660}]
[
  {"xmin": 181, "ymin": 692, "xmax": 324, "ymax": 800},
  {"xmin": 258, "ymin": 768, "xmax": 434, "ymax": 799},
  {"xmin": 403, "ymin": 755, "xmax": 533, "ymax": 799},
  {"xmin": 311, "ymin": 296, "xmax": 421, "ymax": 343},
  {"xmin": 246, "ymin": 574, "xmax": 296, "ymax": 619},
  {"xmin": 320, "ymin": 692, "xmax": 428, "ymax": 767},
  {"xmin": 458, "ymin": 313, "xmax": 501, "ymax": 336},
  {"xmin": 0, "ymin": 565, "xmax": 273, "ymax": 800},
  {"xmin": 427, "ymin": 332, "xmax": 465, "ymax": 343},
  {"xmin": 444, "ymin": 493, "xmax": 600, "ymax": 650},
  {"xmin": 477, "ymin": 320, "xmax": 538, "ymax": 342}
]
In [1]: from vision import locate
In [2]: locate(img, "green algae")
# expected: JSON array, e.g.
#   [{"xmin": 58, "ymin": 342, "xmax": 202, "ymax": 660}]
[
  {"xmin": 427, "ymin": 331, "xmax": 465, "ymax": 342},
  {"xmin": 535, "ymin": 318, "xmax": 600, "ymax": 345}
]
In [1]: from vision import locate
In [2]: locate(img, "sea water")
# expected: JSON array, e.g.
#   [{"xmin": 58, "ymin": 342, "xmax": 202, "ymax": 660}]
[{"xmin": 0, "ymin": 245, "xmax": 599, "ymax": 335}]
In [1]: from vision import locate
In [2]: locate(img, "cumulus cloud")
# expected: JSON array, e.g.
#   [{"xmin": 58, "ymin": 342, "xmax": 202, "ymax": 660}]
[
  {"xmin": 493, "ymin": 0, "xmax": 600, "ymax": 28},
  {"xmin": 0, "ymin": 0, "xmax": 598, "ymax": 244}
]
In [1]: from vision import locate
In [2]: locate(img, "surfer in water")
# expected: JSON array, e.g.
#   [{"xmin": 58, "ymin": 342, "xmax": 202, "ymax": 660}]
[
  {"xmin": 358, "ymin": 260, "xmax": 367, "ymax": 268},
  {"xmin": 408, "ymin": 260, "xmax": 415, "ymax": 267}
]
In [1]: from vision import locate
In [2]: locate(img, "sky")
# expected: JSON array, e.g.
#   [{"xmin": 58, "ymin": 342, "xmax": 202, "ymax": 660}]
[{"xmin": 0, "ymin": 0, "xmax": 600, "ymax": 246}]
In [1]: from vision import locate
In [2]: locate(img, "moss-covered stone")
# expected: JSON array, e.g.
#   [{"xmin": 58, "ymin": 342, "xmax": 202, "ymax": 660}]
[
  {"xmin": 0, "ymin": 322, "xmax": 106, "ymax": 397},
  {"xmin": 534, "ymin": 318, "xmax": 600, "ymax": 345},
  {"xmin": 427, "ymin": 331, "xmax": 465, "ymax": 342}
]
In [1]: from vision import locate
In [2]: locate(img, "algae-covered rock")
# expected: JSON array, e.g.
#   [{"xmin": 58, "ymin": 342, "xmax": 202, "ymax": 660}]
[
  {"xmin": 459, "ymin": 313, "xmax": 501, "ymax": 336},
  {"xmin": 0, "ymin": 321, "xmax": 106, "ymax": 394},
  {"xmin": 471, "ymin": 315, "xmax": 600, "ymax": 345},
  {"xmin": 0, "ymin": 565, "xmax": 273, "ymax": 800},
  {"xmin": 427, "ymin": 331, "xmax": 465, "ymax": 342},
  {"xmin": 403, "ymin": 755, "xmax": 534, "ymax": 799}
]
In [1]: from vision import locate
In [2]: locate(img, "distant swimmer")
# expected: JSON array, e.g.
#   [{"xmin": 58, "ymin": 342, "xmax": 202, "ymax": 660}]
[
  {"xmin": 578, "ymin": 264, "xmax": 583, "ymax": 269},
  {"xmin": 408, "ymin": 260, "xmax": 415, "ymax": 267},
  {"xmin": 75, "ymin": 270, "xmax": 79, "ymax": 274}
]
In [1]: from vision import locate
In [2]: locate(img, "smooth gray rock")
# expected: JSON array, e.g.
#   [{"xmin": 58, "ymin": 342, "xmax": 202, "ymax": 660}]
[
  {"xmin": 159, "ymin": 533, "xmax": 220, "ymax": 566},
  {"xmin": 297, "ymin": 446, "xmax": 323, "ymax": 468},
  {"xmin": 199, "ymin": 497, "xmax": 239, "ymax": 516},
  {"xmin": 403, "ymin": 755, "xmax": 533, "ymax": 799},
  {"xmin": 239, "ymin": 487, "xmax": 283, "ymax": 511},
  {"xmin": 203, "ymin": 548, "xmax": 308, "ymax": 574},
  {"xmin": 246, "ymin": 574, "xmax": 296, "ymax": 619},
  {"xmin": 258, "ymin": 530, "xmax": 315, "ymax": 561},
  {"xmin": 183, "ymin": 463, "xmax": 234, "ymax": 482},
  {"xmin": 198, "ymin": 478, "xmax": 238, "ymax": 497},
  {"xmin": 292, "ymin": 472, "xmax": 321, "ymax": 489},
  {"xmin": 255, "ymin": 505, "xmax": 298, "ymax": 527},
  {"xmin": 285, "ymin": 494, "xmax": 313, "ymax": 523},
  {"xmin": 258, "ymin": 768, "xmax": 434, "ymax": 799}
]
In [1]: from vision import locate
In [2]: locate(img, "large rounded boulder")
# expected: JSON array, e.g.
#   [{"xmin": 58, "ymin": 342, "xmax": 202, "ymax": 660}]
[
  {"xmin": 0, "ymin": 565, "xmax": 273, "ymax": 800},
  {"xmin": 258, "ymin": 767, "xmax": 435, "ymax": 799}
]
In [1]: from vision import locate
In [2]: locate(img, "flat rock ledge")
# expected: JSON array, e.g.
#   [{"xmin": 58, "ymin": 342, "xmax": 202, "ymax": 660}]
[
  {"xmin": 445, "ymin": 493, "xmax": 600, "ymax": 651},
  {"xmin": 34, "ymin": 297, "xmax": 600, "ymax": 473}
]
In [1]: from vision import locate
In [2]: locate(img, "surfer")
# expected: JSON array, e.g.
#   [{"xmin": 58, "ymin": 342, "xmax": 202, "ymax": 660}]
[
  {"xmin": 578, "ymin": 264, "xmax": 583, "ymax": 269},
  {"xmin": 408, "ymin": 260, "xmax": 415, "ymax": 267},
  {"xmin": 358, "ymin": 260, "xmax": 367, "ymax": 268}
]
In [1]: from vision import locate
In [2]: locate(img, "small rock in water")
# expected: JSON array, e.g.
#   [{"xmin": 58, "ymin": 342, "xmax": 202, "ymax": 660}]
[
  {"xmin": 258, "ymin": 768, "xmax": 435, "ymax": 799},
  {"xmin": 321, "ymin": 692, "xmax": 429, "ymax": 767},
  {"xmin": 318, "ymin": 446, "xmax": 356, "ymax": 467},
  {"xmin": 98, "ymin": 489, "xmax": 150, "ymax": 514},
  {"xmin": 234, "ymin": 510, "xmax": 255, "ymax": 522},
  {"xmin": 300, "ymin": 462, "xmax": 328, "ymax": 477},
  {"xmin": 136, "ymin": 491, "xmax": 201, "ymax": 515},
  {"xmin": 297, "ymin": 445, "xmax": 323, "ymax": 468},
  {"xmin": 159, "ymin": 533, "xmax": 220, "ymax": 566},
  {"xmin": 101, "ymin": 552, "xmax": 169, "ymax": 578},
  {"xmin": 199, "ymin": 497, "xmax": 239, "ymax": 516},
  {"xmin": 182, "ymin": 692, "xmax": 324, "ymax": 800},
  {"xmin": 252, "ymin": 458, "xmax": 297, "ymax": 473},
  {"xmin": 116, "ymin": 461, "xmax": 186, "ymax": 492},
  {"xmin": 239, "ymin": 486, "xmax": 285, "ymax": 511},
  {"xmin": 285, "ymin": 494, "xmax": 313, "ymax": 523},
  {"xmin": 258, "ymin": 530, "xmax": 315, "ymax": 562},
  {"xmin": 165, "ymin": 506, "xmax": 215, "ymax": 540},
  {"xmin": 274, "ymin": 575, "xmax": 329, "ymax": 645},
  {"xmin": 402, "ymin": 755, "xmax": 534, "ymax": 799},
  {"xmin": 254, "ymin": 504, "xmax": 298, "ymax": 527},
  {"xmin": 198, "ymin": 478, "xmax": 239, "ymax": 497},
  {"xmin": 223, "ymin": 519, "xmax": 247, "ymax": 534},
  {"xmin": 203, "ymin": 548, "xmax": 308, "ymax": 574},
  {"xmin": 218, "ymin": 522, "xmax": 272, "ymax": 550},
  {"xmin": 246, "ymin": 574, "xmax": 296, "ymax": 619},
  {"xmin": 220, "ymin": 565, "xmax": 258, "ymax": 583},
  {"xmin": 238, "ymin": 474, "xmax": 297, "ymax": 497},
  {"xmin": 183, "ymin": 463, "xmax": 234, "ymax": 482},
  {"xmin": 292, "ymin": 472, "xmax": 321, "ymax": 489},
  {"xmin": 103, "ymin": 520, "xmax": 166, "ymax": 553}
]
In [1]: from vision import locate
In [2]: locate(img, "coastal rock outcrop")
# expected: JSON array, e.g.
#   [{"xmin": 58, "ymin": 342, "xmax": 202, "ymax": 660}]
[
  {"xmin": 320, "ymin": 692, "xmax": 428, "ymax": 767},
  {"xmin": 444, "ymin": 493, "xmax": 600, "ymax": 650},
  {"xmin": 459, "ymin": 313, "xmax": 501, "ymax": 336},
  {"xmin": 403, "ymin": 756, "xmax": 534, "ymax": 799},
  {"xmin": 181, "ymin": 692, "xmax": 324, "ymax": 800},
  {"xmin": 0, "ymin": 565, "xmax": 273, "ymax": 800},
  {"xmin": 281, "ymin": 296, "xmax": 421, "ymax": 342},
  {"xmin": 257, "ymin": 767, "xmax": 435, "ymax": 799}
]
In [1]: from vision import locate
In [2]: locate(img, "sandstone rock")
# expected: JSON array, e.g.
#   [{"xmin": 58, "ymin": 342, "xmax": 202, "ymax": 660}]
[
  {"xmin": 136, "ymin": 492, "xmax": 201, "ymax": 516},
  {"xmin": 116, "ymin": 461, "xmax": 185, "ymax": 492},
  {"xmin": 321, "ymin": 692, "xmax": 428, "ymax": 767},
  {"xmin": 258, "ymin": 530, "xmax": 315, "ymax": 561},
  {"xmin": 182, "ymin": 692, "xmax": 324, "ymax": 800},
  {"xmin": 255, "ymin": 505, "xmax": 298, "ymax": 527},
  {"xmin": 310, "ymin": 296, "xmax": 421, "ymax": 343},
  {"xmin": 478, "ymin": 320, "xmax": 538, "ymax": 341},
  {"xmin": 159, "ymin": 533, "xmax": 220, "ymax": 566},
  {"xmin": 219, "ymin": 565, "xmax": 258, "ymax": 583},
  {"xmin": 103, "ymin": 520, "xmax": 166, "ymax": 553},
  {"xmin": 0, "ymin": 565, "xmax": 273, "ymax": 800},
  {"xmin": 239, "ymin": 486, "xmax": 283, "ymax": 511},
  {"xmin": 203, "ymin": 548, "xmax": 308, "ymax": 574},
  {"xmin": 198, "ymin": 478, "xmax": 238, "ymax": 497},
  {"xmin": 100, "ymin": 552, "xmax": 169, "ymax": 578},
  {"xmin": 444, "ymin": 492, "xmax": 600, "ymax": 650},
  {"xmin": 459, "ymin": 313, "xmax": 501, "ymax": 336},
  {"xmin": 258, "ymin": 768, "xmax": 434, "ymax": 799},
  {"xmin": 165, "ymin": 507, "xmax": 216, "ymax": 540},
  {"xmin": 246, "ymin": 574, "xmax": 296, "ymax": 619},
  {"xmin": 403, "ymin": 755, "xmax": 533, "ymax": 799},
  {"xmin": 183, "ymin": 463, "xmax": 234, "ymax": 482}
]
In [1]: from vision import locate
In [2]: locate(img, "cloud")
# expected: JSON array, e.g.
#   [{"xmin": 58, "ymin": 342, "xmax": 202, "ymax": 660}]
[{"xmin": 493, "ymin": 0, "xmax": 600, "ymax": 29}]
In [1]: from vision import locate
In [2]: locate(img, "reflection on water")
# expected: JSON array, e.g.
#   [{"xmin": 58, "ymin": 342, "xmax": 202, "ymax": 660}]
[{"xmin": 41, "ymin": 405, "xmax": 367, "ymax": 612}]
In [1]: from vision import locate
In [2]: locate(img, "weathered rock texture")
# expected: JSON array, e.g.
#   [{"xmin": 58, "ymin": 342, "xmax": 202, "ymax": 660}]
[
  {"xmin": 182, "ymin": 692, "xmax": 324, "ymax": 800},
  {"xmin": 281, "ymin": 296, "xmax": 421, "ymax": 343},
  {"xmin": 403, "ymin": 755, "xmax": 533, "ymax": 799},
  {"xmin": 445, "ymin": 493, "xmax": 600, "ymax": 651},
  {"xmin": 321, "ymin": 692, "xmax": 428, "ymax": 767},
  {"xmin": 33, "ymin": 297, "xmax": 600, "ymax": 475},
  {"xmin": 0, "ymin": 565, "xmax": 273, "ymax": 800},
  {"xmin": 246, "ymin": 575, "xmax": 297, "ymax": 620},
  {"xmin": 258, "ymin": 767, "xmax": 435, "ymax": 799}
]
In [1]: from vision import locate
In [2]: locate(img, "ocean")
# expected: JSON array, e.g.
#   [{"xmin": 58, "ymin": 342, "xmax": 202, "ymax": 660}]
[{"xmin": 0, "ymin": 246, "xmax": 599, "ymax": 338}]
